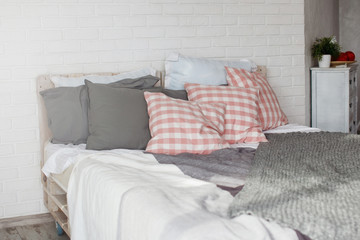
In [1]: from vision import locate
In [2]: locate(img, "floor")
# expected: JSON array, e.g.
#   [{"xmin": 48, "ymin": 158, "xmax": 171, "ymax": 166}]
[{"xmin": 0, "ymin": 221, "xmax": 70, "ymax": 240}]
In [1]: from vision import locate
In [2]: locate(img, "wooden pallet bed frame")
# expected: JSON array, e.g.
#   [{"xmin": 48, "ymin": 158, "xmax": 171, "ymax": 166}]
[{"xmin": 36, "ymin": 66, "xmax": 267, "ymax": 237}]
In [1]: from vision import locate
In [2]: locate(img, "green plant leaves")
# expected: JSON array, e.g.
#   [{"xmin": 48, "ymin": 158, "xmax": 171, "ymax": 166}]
[{"xmin": 311, "ymin": 36, "xmax": 341, "ymax": 61}]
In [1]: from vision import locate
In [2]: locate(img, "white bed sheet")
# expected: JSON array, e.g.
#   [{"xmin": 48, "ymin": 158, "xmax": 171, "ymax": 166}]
[
  {"xmin": 42, "ymin": 124, "xmax": 320, "ymax": 177},
  {"xmin": 68, "ymin": 151, "xmax": 298, "ymax": 240}
]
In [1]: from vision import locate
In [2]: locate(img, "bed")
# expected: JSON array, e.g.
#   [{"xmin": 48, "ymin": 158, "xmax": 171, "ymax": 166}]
[
  {"xmin": 37, "ymin": 55, "xmax": 360, "ymax": 240},
  {"xmin": 37, "ymin": 66, "xmax": 262, "ymax": 237}
]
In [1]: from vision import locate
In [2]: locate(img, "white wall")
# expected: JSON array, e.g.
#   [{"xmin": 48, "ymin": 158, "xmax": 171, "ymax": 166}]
[{"xmin": 0, "ymin": 0, "xmax": 305, "ymax": 219}]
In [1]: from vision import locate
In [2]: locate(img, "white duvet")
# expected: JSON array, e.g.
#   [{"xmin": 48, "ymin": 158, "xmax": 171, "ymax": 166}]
[{"xmin": 68, "ymin": 151, "xmax": 298, "ymax": 240}]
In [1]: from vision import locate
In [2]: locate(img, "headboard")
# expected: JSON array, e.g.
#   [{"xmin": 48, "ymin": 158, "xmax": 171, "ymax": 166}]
[{"xmin": 37, "ymin": 66, "xmax": 267, "ymax": 167}]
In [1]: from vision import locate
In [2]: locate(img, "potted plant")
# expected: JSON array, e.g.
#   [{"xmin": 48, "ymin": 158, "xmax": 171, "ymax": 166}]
[{"xmin": 311, "ymin": 36, "xmax": 341, "ymax": 68}]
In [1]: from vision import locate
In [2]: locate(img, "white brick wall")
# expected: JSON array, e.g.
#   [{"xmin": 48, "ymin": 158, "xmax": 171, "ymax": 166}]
[{"xmin": 0, "ymin": 0, "xmax": 305, "ymax": 219}]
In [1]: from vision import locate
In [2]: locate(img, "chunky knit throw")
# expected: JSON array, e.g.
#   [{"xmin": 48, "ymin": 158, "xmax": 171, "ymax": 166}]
[{"xmin": 229, "ymin": 132, "xmax": 360, "ymax": 240}]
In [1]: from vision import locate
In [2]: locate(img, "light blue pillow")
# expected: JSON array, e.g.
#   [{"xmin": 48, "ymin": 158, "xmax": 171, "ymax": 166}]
[{"xmin": 164, "ymin": 53, "xmax": 257, "ymax": 90}]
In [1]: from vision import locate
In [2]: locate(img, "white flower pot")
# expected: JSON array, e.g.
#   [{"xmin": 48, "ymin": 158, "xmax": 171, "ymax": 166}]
[{"xmin": 318, "ymin": 54, "xmax": 331, "ymax": 68}]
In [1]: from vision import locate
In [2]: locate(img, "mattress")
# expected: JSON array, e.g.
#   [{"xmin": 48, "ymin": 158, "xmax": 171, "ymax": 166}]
[
  {"xmin": 44, "ymin": 144, "xmax": 75, "ymax": 191},
  {"xmin": 43, "ymin": 124, "xmax": 320, "ymax": 192},
  {"xmin": 50, "ymin": 166, "xmax": 73, "ymax": 192}
]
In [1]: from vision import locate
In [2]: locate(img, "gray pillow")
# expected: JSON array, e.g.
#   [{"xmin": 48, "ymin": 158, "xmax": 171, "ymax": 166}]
[
  {"xmin": 86, "ymin": 81, "xmax": 161, "ymax": 150},
  {"xmin": 40, "ymin": 75, "xmax": 160, "ymax": 145},
  {"xmin": 40, "ymin": 86, "xmax": 89, "ymax": 144}
]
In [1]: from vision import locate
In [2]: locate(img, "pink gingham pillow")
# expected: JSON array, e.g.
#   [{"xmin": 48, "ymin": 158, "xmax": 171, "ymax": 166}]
[
  {"xmin": 225, "ymin": 67, "xmax": 288, "ymax": 130},
  {"xmin": 144, "ymin": 92, "xmax": 229, "ymax": 155},
  {"xmin": 184, "ymin": 83, "xmax": 267, "ymax": 144}
]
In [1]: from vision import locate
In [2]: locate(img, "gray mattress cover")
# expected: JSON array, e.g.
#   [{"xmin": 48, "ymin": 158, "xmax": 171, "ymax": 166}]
[{"xmin": 152, "ymin": 147, "xmax": 256, "ymax": 196}]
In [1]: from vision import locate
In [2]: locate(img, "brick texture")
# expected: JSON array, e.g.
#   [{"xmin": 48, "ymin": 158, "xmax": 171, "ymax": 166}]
[{"xmin": 0, "ymin": 0, "xmax": 305, "ymax": 218}]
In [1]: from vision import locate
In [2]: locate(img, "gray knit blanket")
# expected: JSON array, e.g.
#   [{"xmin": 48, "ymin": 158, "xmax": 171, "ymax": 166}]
[{"xmin": 229, "ymin": 132, "xmax": 360, "ymax": 240}]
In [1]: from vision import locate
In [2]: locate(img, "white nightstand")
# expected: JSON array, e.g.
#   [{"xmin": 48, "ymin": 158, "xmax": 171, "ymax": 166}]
[{"xmin": 311, "ymin": 65, "xmax": 358, "ymax": 133}]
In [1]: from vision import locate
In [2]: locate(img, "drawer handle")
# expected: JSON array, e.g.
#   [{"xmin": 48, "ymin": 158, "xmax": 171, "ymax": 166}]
[
  {"xmin": 354, "ymin": 77, "xmax": 356, "ymax": 83},
  {"xmin": 350, "ymin": 79, "xmax": 352, "ymax": 85},
  {"xmin": 349, "ymin": 127, "xmax": 352, "ymax": 132},
  {"xmin": 349, "ymin": 103, "xmax": 352, "ymax": 108},
  {"xmin": 354, "ymin": 121, "xmax": 356, "ymax": 125}
]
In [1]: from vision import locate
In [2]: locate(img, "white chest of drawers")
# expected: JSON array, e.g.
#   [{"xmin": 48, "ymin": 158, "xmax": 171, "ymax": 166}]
[{"xmin": 311, "ymin": 65, "xmax": 358, "ymax": 133}]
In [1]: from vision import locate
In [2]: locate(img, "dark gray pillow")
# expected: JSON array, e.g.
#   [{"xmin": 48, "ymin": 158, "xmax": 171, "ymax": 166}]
[
  {"xmin": 86, "ymin": 81, "xmax": 161, "ymax": 150},
  {"xmin": 161, "ymin": 89, "xmax": 188, "ymax": 100},
  {"xmin": 40, "ymin": 75, "xmax": 160, "ymax": 145},
  {"xmin": 102, "ymin": 75, "xmax": 159, "ymax": 89},
  {"xmin": 85, "ymin": 82, "xmax": 189, "ymax": 150}
]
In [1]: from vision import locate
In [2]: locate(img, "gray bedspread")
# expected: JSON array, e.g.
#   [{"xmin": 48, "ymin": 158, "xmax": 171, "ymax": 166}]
[
  {"xmin": 152, "ymin": 147, "xmax": 256, "ymax": 195},
  {"xmin": 229, "ymin": 132, "xmax": 360, "ymax": 240}
]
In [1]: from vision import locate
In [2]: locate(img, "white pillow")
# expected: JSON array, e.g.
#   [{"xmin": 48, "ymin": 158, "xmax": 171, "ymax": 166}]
[
  {"xmin": 164, "ymin": 52, "xmax": 257, "ymax": 90},
  {"xmin": 50, "ymin": 67, "xmax": 157, "ymax": 87}
]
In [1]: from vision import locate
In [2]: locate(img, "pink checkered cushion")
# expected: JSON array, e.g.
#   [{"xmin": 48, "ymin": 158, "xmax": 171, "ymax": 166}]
[
  {"xmin": 144, "ymin": 92, "xmax": 229, "ymax": 155},
  {"xmin": 225, "ymin": 67, "xmax": 288, "ymax": 130},
  {"xmin": 184, "ymin": 83, "xmax": 267, "ymax": 144}
]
